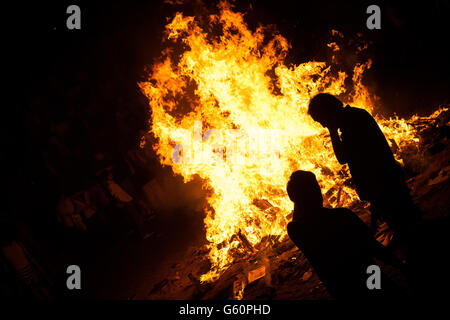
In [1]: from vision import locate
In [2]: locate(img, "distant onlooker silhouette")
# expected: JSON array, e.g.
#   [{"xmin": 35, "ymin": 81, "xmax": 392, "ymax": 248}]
[
  {"xmin": 308, "ymin": 93, "xmax": 420, "ymax": 239},
  {"xmin": 286, "ymin": 170, "xmax": 405, "ymax": 299}
]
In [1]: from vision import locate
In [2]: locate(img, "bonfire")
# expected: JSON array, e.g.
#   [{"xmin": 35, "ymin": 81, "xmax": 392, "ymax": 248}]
[{"xmin": 139, "ymin": 2, "xmax": 447, "ymax": 298}]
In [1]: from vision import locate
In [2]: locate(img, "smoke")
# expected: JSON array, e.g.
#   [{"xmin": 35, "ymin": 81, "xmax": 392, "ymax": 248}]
[{"xmin": 142, "ymin": 166, "xmax": 208, "ymax": 214}]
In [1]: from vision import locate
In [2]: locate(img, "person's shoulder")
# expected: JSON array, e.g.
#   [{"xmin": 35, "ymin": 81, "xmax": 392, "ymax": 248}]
[
  {"xmin": 346, "ymin": 105, "xmax": 372, "ymax": 118},
  {"xmin": 344, "ymin": 106, "xmax": 378, "ymax": 130},
  {"xmin": 325, "ymin": 207, "xmax": 353, "ymax": 215},
  {"xmin": 326, "ymin": 207, "xmax": 361, "ymax": 223},
  {"xmin": 334, "ymin": 208, "xmax": 373, "ymax": 233}
]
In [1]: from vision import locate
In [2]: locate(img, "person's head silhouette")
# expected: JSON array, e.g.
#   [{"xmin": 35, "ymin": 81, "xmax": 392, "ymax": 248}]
[
  {"xmin": 287, "ymin": 170, "xmax": 323, "ymax": 214},
  {"xmin": 308, "ymin": 93, "xmax": 344, "ymax": 128}
]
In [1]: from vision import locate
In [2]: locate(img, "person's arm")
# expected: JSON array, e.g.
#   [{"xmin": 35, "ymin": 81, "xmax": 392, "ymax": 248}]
[
  {"xmin": 329, "ymin": 128, "xmax": 348, "ymax": 164},
  {"xmin": 356, "ymin": 216, "xmax": 406, "ymax": 270},
  {"xmin": 346, "ymin": 211, "xmax": 406, "ymax": 270},
  {"xmin": 370, "ymin": 239, "xmax": 405, "ymax": 269}
]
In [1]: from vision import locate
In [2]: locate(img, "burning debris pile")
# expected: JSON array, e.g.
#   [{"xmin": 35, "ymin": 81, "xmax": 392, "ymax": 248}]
[
  {"xmin": 139, "ymin": 1, "xmax": 449, "ymax": 298},
  {"xmin": 147, "ymin": 236, "xmax": 326, "ymax": 300},
  {"xmin": 146, "ymin": 107, "xmax": 448, "ymax": 300},
  {"xmin": 405, "ymin": 109, "xmax": 450, "ymax": 219}
]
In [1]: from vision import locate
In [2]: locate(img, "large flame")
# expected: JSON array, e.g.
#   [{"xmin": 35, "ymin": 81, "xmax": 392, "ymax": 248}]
[{"xmin": 139, "ymin": 2, "xmax": 421, "ymax": 281}]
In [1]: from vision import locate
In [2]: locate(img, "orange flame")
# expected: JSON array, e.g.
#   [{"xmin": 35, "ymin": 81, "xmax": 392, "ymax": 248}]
[{"xmin": 139, "ymin": 2, "xmax": 421, "ymax": 282}]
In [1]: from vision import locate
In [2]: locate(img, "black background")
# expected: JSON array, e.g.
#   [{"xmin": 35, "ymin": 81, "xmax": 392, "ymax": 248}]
[{"xmin": 19, "ymin": 0, "xmax": 450, "ymax": 114}]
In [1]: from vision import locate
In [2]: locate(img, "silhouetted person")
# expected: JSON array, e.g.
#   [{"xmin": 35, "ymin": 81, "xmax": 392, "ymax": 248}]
[
  {"xmin": 410, "ymin": 217, "xmax": 450, "ymax": 297},
  {"xmin": 308, "ymin": 93, "xmax": 420, "ymax": 239},
  {"xmin": 286, "ymin": 170, "xmax": 405, "ymax": 299}
]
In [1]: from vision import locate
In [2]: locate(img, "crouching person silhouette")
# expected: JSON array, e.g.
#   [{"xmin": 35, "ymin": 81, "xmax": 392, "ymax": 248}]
[
  {"xmin": 286, "ymin": 170, "xmax": 405, "ymax": 299},
  {"xmin": 307, "ymin": 93, "xmax": 420, "ymax": 241}
]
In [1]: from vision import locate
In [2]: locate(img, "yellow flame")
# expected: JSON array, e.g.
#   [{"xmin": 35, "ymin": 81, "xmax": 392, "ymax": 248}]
[{"xmin": 139, "ymin": 2, "xmax": 422, "ymax": 282}]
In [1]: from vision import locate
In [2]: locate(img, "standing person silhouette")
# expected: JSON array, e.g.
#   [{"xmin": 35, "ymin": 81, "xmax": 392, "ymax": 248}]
[{"xmin": 307, "ymin": 93, "xmax": 420, "ymax": 241}]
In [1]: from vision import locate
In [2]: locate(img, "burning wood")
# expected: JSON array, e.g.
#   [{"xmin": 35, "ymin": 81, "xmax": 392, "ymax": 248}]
[
  {"xmin": 247, "ymin": 265, "xmax": 266, "ymax": 284},
  {"xmin": 236, "ymin": 230, "xmax": 257, "ymax": 254}
]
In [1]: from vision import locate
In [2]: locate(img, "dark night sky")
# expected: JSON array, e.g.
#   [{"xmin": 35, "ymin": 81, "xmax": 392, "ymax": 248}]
[{"xmin": 21, "ymin": 0, "xmax": 450, "ymax": 115}]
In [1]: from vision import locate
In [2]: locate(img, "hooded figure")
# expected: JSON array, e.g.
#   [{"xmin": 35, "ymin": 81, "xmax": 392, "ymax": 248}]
[{"xmin": 286, "ymin": 170, "xmax": 404, "ymax": 299}]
